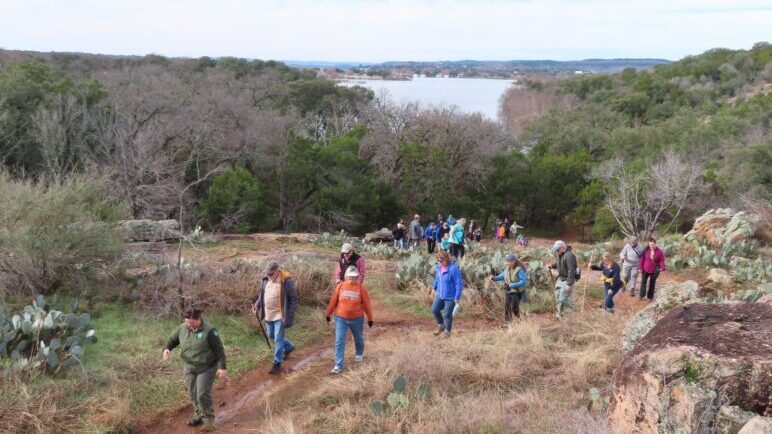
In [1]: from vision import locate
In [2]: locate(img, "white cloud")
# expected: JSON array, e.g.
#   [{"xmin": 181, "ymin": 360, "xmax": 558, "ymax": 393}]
[{"xmin": 0, "ymin": 0, "xmax": 769, "ymax": 61}]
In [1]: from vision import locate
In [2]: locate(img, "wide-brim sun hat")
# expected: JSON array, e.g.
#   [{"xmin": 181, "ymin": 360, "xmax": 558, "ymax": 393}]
[{"xmin": 551, "ymin": 240, "xmax": 567, "ymax": 252}]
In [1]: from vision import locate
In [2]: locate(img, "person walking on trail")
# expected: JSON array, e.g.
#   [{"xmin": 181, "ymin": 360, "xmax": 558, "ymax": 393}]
[
  {"xmin": 639, "ymin": 238, "xmax": 666, "ymax": 302},
  {"xmin": 619, "ymin": 236, "xmax": 644, "ymax": 297},
  {"xmin": 163, "ymin": 308, "xmax": 227, "ymax": 431},
  {"xmin": 473, "ymin": 227, "xmax": 482, "ymax": 242},
  {"xmin": 430, "ymin": 251, "xmax": 463, "ymax": 338},
  {"xmin": 252, "ymin": 261, "xmax": 299, "ymax": 375},
  {"xmin": 496, "ymin": 224, "xmax": 506, "ymax": 244},
  {"xmin": 440, "ymin": 232, "xmax": 451, "ymax": 252},
  {"xmin": 550, "ymin": 240, "xmax": 578, "ymax": 319},
  {"xmin": 425, "ymin": 221, "xmax": 437, "ymax": 254},
  {"xmin": 591, "ymin": 252, "xmax": 623, "ymax": 313},
  {"xmin": 438, "ymin": 221, "xmax": 450, "ymax": 243},
  {"xmin": 326, "ymin": 266, "xmax": 374, "ymax": 374},
  {"xmin": 409, "ymin": 214, "xmax": 424, "ymax": 250},
  {"xmin": 393, "ymin": 221, "xmax": 406, "ymax": 250},
  {"xmin": 503, "ymin": 217, "xmax": 511, "ymax": 239},
  {"xmin": 491, "ymin": 254, "xmax": 529, "ymax": 325},
  {"xmin": 449, "ymin": 218, "xmax": 466, "ymax": 259},
  {"xmin": 510, "ymin": 221, "xmax": 524, "ymax": 238},
  {"xmin": 336, "ymin": 243, "xmax": 365, "ymax": 284}
]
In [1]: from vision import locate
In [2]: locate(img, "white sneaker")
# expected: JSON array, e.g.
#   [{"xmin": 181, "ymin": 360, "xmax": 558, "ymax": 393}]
[
  {"xmin": 331, "ymin": 366, "xmax": 343, "ymax": 374},
  {"xmin": 354, "ymin": 354, "xmax": 364, "ymax": 363}
]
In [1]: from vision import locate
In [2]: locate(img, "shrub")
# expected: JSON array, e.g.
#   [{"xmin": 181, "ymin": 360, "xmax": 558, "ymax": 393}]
[
  {"xmin": 201, "ymin": 167, "xmax": 266, "ymax": 233},
  {"xmin": 0, "ymin": 173, "xmax": 126, "ymax": 295}
]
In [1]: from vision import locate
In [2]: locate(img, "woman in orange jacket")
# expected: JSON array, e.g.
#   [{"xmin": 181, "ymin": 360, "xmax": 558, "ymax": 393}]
[{"xmin": 326, "ymin": 266, "xmax": 374, "ymax": 374}]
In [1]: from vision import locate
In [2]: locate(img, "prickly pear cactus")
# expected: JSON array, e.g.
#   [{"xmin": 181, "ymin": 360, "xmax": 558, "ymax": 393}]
[{"xmin": 0, "ymin": 295, "xmax": 96, "ymax": 377}]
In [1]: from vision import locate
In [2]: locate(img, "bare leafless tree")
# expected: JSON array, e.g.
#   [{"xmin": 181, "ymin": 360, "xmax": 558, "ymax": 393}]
[
  {"xmin": 31, "ymin": 94, "xmax": 92, "ymax": 183},
  {"xmin": 499, "ymin": 79, "xmax": 575, "ymax": 137},
  {"xmin": 601, "ymin": 152, "xmax": 701, "ymax": 239}
]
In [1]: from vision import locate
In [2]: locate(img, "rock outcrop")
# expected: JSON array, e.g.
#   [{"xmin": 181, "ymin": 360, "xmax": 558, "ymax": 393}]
[
  {"xmin": 610, "ymin": 302, "xmax": 772, "ymax": 434},
  {"xmin": 364, "ymin": 227, "xmax": 394, "ymax": 243},
  {"xmin": 117, "ymin": 219, "xmax": 181, "ymax": 242},
  {"xmin": 686, "ymin": 209, "xmax": 765, "ymax": 247},
  {"xmin": 622, "ymin": 280, "xmax": 701, "ymax": 352}
]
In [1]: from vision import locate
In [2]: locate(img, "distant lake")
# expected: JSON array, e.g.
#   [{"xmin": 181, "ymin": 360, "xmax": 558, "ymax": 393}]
[{"xmin": 339, "ymin": 76, "xmax": 517, "ymax": 120}]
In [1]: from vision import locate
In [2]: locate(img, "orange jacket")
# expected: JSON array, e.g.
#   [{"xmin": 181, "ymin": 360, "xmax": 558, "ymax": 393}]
[{"xmin": 325, "ymin": 281, "xmax": 373, "ymax": 321}]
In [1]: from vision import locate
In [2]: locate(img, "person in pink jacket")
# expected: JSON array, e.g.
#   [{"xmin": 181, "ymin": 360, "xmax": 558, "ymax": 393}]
[
  {"xmin": 639, "ymin": 238, "xmax": 666, "ymax": 301},
  {"xmin": 335, "ymin": 243, "xmax": 366, "ymax": 284}
]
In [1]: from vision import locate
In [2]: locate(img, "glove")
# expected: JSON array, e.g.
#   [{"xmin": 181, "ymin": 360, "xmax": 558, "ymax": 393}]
[
  {"xmin": 325, "ymin": 316, "xmax": 331, "ymax": 323},
  {"xmin": 368, "ymin": 321, "xmax": 373, "ymax": 328}
]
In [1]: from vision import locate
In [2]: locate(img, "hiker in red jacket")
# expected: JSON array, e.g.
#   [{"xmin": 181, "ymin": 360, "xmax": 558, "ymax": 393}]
[{"xmin": 639, "ymin": 238, "xmax": 666, "ymax": 301}]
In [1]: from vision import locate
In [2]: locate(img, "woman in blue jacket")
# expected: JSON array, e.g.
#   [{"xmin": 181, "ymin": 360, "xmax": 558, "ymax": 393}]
[
  {"xmin": 430, "ymin": 250, "xmax": 463, "ymax": 338},
  {"xmin": 591, "ymin": 251, "xmax": 623, "ymax": 313},
  {"xmin": 490, "ymin": 254, "xmax": 528, "ymax": 324}
]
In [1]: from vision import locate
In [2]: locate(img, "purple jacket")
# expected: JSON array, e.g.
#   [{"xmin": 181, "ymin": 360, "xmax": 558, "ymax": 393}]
[
  {"xmin": 335, "ymin": 253, "xmax": 366, "ymax": 284},
  {"xmin": 640, "ymin": 247, "xmax": 666, "ymax": 274}
]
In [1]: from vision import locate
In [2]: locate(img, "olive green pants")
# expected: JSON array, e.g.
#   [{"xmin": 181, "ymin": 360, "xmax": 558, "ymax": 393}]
[
  {"xmin": 554, "ymin": 279, "xmax": 575, "ymax": 318},
  {"xmin": 185, "ymin": 365, "xmax": 216, "ymax": 420}
]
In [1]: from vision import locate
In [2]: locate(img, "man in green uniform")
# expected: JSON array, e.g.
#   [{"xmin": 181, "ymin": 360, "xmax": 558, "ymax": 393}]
[{"xmin": 163, "ymin": 308, "xmax": 228, "ymax": 431}]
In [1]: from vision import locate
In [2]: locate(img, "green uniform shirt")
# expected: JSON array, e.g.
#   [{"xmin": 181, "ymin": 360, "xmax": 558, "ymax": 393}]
[{"xmin": 165, "ymin": 321, "xmax": 227, "ymax": 371}]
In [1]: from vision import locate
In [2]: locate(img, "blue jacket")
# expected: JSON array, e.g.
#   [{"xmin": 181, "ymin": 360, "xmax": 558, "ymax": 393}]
[
  {"xmin": 424, "ymin": 225, "xmax": 436, "ymax": 240},
  {"xmin": 493, "ymin": 267, "xmax": 528, "ymax": 293},
  {"xmin": 433, "ymin": 263, "xmax": 463, "ymax": 301}
]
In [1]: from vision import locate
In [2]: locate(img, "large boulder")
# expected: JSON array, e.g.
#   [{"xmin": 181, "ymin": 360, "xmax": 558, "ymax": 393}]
[
  {"xmin": 364, "ymin": 227, "xmax": 394, "ymax": 243},
  {"xmin": 610, "ymin": 303, "xmax": 772, "ymax": 434},
  {"xmin": 686, "ymin": 209, "xmax": 764, "ymax": 247},
  {"xmin": 117, "ymin": 219, "xmax": 181, "ymax": 242},
  {"xmin": 623, "ymin": 280, "xmax": 702, "ymax": 353}
]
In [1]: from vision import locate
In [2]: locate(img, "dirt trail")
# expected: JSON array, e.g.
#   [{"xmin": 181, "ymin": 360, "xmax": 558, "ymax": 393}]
[{"xmin": 138, "ymin": 237, "xmax": 684, "ymax": 433}]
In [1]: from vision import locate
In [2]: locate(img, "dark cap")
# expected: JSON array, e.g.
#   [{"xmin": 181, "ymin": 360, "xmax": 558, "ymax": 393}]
[{"xmin": 183, "ymin": 307, "xmax": 202, "ymax": 319}]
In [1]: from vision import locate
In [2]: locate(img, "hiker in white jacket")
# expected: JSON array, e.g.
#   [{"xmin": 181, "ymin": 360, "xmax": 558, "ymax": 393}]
[{"xmin": 619, "ymin": 236, "xmax": 644, "ymax": 296}]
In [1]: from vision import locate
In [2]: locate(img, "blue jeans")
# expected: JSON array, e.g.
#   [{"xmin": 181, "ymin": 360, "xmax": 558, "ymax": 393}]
[
  {"xmin": 604, "ymin": 285, "xmax": 621, "ymax": 310},
  {"xmin": 432, "ymin": 297, "xmax": 456, "ymax": 332},
  {"xmin": 266, "ymin": 319, "xmax": 294, "ymax": 364},
  {"xmin": 334, "ymin": 316, "xmax": 365, "ymax": 368}
]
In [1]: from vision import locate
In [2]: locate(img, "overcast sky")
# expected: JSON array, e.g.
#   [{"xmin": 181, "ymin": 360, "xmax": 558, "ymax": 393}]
[{"xmin": 1, "ymin": 0, "xmax": 770, "ymax": 62}]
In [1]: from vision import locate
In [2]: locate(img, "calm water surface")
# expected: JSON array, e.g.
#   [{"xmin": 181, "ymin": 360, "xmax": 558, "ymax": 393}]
[{"xmin": 340, "ymin": 77, "xmax": 517, "ymax": 120}]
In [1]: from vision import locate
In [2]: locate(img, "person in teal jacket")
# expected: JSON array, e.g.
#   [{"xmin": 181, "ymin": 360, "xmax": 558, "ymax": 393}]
[{"xmin": 491, "ymin": 254, "xmax": 528, "ymax": 324}]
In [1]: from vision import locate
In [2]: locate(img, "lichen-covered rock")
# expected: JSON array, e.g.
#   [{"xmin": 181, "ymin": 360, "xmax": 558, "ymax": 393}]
[
  {"xmin": 623, "ymin": 305, "xmax": 657, "ymax": 353},
  {"xmin": 686, "ymin": 209, "xmax": 765, "ymax": 247},
  {"xmin": 738, "ymin": 416, "xmax": 772, "ymax": 434},
  {"xmin": 623, "ymin": 280, "xmax": 702, "ymax": 353},
  {"xmin": 610, "ymin": 303, "xmax": 772, "ymax": 434},
  {"xmin": 117, "ymin": 219, "xmax": 181, "ymax": 242},
  {"xmin": 364, "ymin": 227, "xmax": 394, "ymax": 243}
]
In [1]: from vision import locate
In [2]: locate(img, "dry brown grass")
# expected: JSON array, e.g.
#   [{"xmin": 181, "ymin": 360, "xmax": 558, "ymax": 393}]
[{"xmin": 263, "ymin": 310, "xmax": 626, "ymax": 433}]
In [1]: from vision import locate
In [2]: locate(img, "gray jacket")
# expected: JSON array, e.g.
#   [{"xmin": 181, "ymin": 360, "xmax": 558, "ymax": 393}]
[{"xmin": 620, "ymin": 243, "xmax": 643, "ymax": 267}]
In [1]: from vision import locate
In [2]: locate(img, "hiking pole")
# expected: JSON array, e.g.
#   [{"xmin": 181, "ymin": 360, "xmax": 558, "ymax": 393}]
[{"xmin": 252, "ymin": 306, "xmax": 272, "ymax": 349}]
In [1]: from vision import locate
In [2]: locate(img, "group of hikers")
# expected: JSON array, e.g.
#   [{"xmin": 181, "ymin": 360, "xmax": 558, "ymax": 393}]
[
  {"xmin": 391, "ymin": 214, "xmax": 527, "ymax": 257},
  {"xmin": 161, "ymin": 222, "xmax": 666, "ymax": 430}
]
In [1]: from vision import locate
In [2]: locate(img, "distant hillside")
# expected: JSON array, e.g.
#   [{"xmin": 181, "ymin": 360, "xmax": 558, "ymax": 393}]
[{"xmin": 380, "ymin": 58, "xmax": 670, "ymax": 72}]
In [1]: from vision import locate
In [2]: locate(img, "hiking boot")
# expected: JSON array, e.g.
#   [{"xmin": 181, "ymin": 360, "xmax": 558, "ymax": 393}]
[
  {"xmin": 433, "ymin": 325, "xmax": 444, "ymax": 336},
  {"xmin": 283, "ymin": 347, "xmax": 294, "ymax": 359},
  {"xmin": 354, "ymin": 354, "xmax": 364, "ymax": 363},
  {"xmin": 441, "ymin": 331, "xmax": 451, "ymax": 339},
  {"xmin": 186, "ymin": 417, "xmax": 203, "ymax": 427},
  {"xmin": 268, "ymin": 362, "xmax": 282, "ymax": 375},
  {"xmin": 331, "ymin": 365, "xmax": 343, "ymax": 374},
  {"xmin": 200, "ymin": 418, "xmax": 216, "ymax": 432}
]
